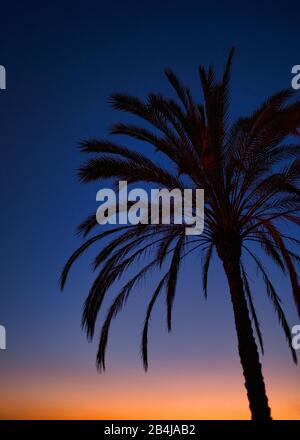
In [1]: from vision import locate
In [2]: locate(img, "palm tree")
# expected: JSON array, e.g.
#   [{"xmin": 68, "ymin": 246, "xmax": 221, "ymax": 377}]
[{"xmin": 61, "ymin": 49, "xmax": 300, "ymax": 420}]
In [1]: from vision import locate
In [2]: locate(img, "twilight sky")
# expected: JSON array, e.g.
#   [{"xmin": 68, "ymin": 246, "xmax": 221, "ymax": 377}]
[{"xmin": 0, "ymin": 0, "xmax": 300, "ymax": 419}]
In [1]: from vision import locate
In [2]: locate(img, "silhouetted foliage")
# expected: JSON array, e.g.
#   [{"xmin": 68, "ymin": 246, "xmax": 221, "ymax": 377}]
[{"xmin": 62, "ymin": 49, "xmax": 300, "ymax": 419}]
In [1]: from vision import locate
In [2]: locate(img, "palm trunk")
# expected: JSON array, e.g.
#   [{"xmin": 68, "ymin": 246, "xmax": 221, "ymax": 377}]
[{"xmin": 218, "ymin": 244, "xmax": 272, "ymax": 420}]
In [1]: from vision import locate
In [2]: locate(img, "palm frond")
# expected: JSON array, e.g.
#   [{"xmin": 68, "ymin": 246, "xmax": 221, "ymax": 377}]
[
  {"xmin": 244, "ymin": 246, "xmax": 297, "ymax": 364},
  {"xmin": 167, "ymin": 236, "xmax": 185, "ymax": 331},
  {"xmin": 141, "ymin": 275, "xmax": 167, "ymax": 371},
  {"xmin": 60, "ymin": 226, "xmax": 126, "ymax": 290},
  {"xmin": 201, "ymin": 243, "xmax": 214, "ymax": 298}
]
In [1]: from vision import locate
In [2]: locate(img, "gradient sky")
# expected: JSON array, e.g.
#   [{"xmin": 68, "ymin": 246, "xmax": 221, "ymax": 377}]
[{"xmin": 0, "ymin": 0, "xmax": 300, "ymax": 419}]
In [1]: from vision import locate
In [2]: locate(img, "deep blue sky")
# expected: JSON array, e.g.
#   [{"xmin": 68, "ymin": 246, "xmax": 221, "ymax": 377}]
[{"xmin": 0, "ymin": 0, "xmax": 300, "ymax": 418}]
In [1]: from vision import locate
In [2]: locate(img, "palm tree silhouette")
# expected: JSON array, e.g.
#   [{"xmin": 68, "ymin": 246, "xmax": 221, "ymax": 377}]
[{"xmin": 61, "ymin": 49, "xmax": 300, "ymax": 420}]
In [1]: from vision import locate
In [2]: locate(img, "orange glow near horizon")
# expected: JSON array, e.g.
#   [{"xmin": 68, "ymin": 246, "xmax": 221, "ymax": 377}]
[{"xmin": 0, "ymin": 364, "xmax": 299, "ymax": 420}]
